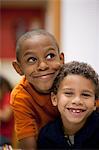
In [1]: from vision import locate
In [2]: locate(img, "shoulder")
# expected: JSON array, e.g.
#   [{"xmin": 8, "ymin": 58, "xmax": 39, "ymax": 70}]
[
  {"xmin": 37, "ymin": 117, "xmax": 64, "ymax": 148},
  {"xmin": 38, "ymin": 117, "xmax": 63, "ymax": 139},
  {"xmin": 84, "ymin": 111, "xmax": 99, "ymax": 132},
  {"xmin": 94, "ymin": 111, "xmax": 99, "ymax": 126},
  {"xmin": 85, "ymin": 112, "xmax": 99, "ymax": 146},
  {"xmin": 10, "ymin": 76, "xmax": 31, "ymax": 104},
  {"xmin": 91, "ymin": 111, "xmax": 99, "ymax": 123}
]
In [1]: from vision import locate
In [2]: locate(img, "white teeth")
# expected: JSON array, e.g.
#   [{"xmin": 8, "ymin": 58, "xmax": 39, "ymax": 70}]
[
  {"xmin": 70, "ymin": 109, "xmax": 81, "ymax": 113},
  {"xmin": 76, "ymin": 110, "xmax": 81, "ymax": 113}
]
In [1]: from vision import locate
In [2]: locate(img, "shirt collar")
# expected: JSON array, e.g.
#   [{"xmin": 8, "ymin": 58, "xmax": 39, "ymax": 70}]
[{"xmin": 24, "ymin": 77, "xmax": 51, "ymax": 106}]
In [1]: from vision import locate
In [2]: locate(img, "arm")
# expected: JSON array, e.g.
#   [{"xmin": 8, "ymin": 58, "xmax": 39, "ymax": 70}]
[
  {"xmin": 10, "ymin": 89, "xmax": 38, "ymax": 149},
  {"xmin": 11, "ymin": 102, "xmax": 38, "ymax": 149},
  {"xmin": 19, "ymin": 137, "xmax": 37, "ymax": 150}
]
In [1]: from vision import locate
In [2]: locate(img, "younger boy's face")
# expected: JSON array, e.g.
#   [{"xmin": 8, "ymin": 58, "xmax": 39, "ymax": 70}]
[
  {"xmin": 17, "ymin": 34, "xmax": 64, "ymax": 93},
  {"xmin": 51, "ymin": 75, "xmax": 96, "ymax": 126}
]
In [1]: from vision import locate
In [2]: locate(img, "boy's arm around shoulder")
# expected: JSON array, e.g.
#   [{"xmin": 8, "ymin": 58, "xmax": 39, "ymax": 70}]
[{"xmin": 10, "ymin": 83, "xmax": 38, "ymax": 149}]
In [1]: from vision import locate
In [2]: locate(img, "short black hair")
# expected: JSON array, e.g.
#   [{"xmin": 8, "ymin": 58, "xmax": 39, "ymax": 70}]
[
  {"xmin": 16, "ymin": 29, "xmax": 60, "ymax": 62},
  {"xmin": 51, "ymin": 61, "xmax": 99, "ymax": 99}
]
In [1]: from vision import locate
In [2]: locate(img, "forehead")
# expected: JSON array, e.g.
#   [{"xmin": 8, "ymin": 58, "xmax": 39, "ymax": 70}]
[
  {"xmin": 20, "ymin": 34, "xmax": 56, "ymax": 46},
  {"xmin": 20, "ymin": 34, "xmax": 57, "ymax": 50},
  {"xmin": 59, "ymin": 74, "xmax": 95, "ymax": 90},
  {"xmin": 18, "ymin": 34, "xmax": 59, "ymax": 59}
]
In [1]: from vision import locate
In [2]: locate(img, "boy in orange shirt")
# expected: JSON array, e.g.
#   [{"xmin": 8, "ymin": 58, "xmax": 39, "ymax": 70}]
[{"xmin": 10, "ymin": 29, "xmax": 64, "ymax": 149}]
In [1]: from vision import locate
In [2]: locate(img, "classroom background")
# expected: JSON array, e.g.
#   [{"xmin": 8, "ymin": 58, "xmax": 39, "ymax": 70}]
[
  {"xmin": 0, "ymin": 0, "xmax": 99, "ymax": 86},
  {"xmin": 0, "ymin": 0, "xmax": 99, "ymax": 148}
]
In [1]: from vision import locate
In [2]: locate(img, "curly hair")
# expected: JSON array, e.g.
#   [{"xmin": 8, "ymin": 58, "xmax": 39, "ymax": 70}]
[{"xmin": 51, "ymin": 61, "xmax": 99, "ymax": 100}]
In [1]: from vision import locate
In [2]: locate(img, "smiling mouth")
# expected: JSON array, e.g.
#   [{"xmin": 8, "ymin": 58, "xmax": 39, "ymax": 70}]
[
  {"xmin": 33, "ymin": 73, "xmax": 55, "ymax": 78},
  {"xmin": 67, "ymin": 108, "xmax": 86, "ymax": 113}
]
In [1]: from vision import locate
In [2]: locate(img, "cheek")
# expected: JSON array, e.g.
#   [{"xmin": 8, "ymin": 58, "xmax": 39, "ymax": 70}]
[
  {"xmin": 24, "ymin": 66, "xmax": 35, "ymax": 74},
  {"xmin": 57, "ymin": 96, "xmax": 67, "ymax": 109},
  {"xmin": 50, "ymin": 61, "xmax": 62, "ymax": 70},
  {"xmin": 86, "ymin": 100, "xmax": 96, "ymax": 110}
]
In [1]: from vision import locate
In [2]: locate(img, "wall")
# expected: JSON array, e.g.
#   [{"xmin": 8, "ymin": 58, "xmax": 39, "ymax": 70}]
[
  {"xmin": 0, "ymin": 0, "xmax": 60, "ymax": 86},
  {"xmin": 61, "ymin": 0, "xmax": 99, "ymax": 73},
  {"xmin": 0, "ymin": 5, "xmax": 46, "ymax": 86}
]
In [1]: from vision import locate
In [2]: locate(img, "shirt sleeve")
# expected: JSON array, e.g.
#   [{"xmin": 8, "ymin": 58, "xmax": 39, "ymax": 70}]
[{"xmin": 10, "ymin": 89, "xmax": 38, "ymax": 140}]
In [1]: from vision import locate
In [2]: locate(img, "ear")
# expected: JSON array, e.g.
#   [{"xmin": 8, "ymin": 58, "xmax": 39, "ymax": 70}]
[
  {"xmin": 59, "ymin": 52, "xmax": 64, "ymax": 64},
  {"xmin": 12, "ymin": 61, "xmax": 24, "ymax": 76},
  {"xmin": 51, "ymin": 92, "xmax": 58, "ymax": 106}
]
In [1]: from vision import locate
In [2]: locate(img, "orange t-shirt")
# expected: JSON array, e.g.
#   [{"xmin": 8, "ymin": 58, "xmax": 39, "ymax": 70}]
[
  {"xmin": 96, "ymin": 100, "xmax": 99, "ymax": 107},
  {"xmin": 10, "ymin": 77, "xmax": 59, "ymax": 140}
]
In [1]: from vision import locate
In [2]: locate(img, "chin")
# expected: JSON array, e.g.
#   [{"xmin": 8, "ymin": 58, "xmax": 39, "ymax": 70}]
[
  {"xmin": 37, "ymin": 89, "xmax": 50, "ymax": 94},
  {"xmin": 35, "ymin": 86, "xmax": 51, "ymax": 94},
  {"xmin": 40, "ymin": 84, "xmax": 52, "ymax": 93}
]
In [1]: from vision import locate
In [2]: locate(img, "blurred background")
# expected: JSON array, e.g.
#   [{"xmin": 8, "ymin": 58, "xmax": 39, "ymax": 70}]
[
  {"xmin": 0, "ymin": 0, "xmax": 99, "ymax": 86},
  {"xmin": 0, "ymin": 0, "xmax": 99, "ymax": 147},
  {"xmin": 0, "ymin": 0, "xmax": 62, "ymax": 86}
]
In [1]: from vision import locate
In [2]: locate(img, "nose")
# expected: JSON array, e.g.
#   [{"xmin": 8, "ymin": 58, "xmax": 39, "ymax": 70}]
[
  {"xmin": 37, "ymin": 60, "xmax": 49, "ymax": 71},
  {"xmin": 71, "ymin": 96, "xmax": 82, "ymax": 105}
]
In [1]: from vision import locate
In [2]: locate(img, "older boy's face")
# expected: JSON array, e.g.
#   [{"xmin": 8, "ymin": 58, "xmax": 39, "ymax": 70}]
[
  {"xmin": 19, "ymin": 35, "xmax": 64, "ymax": 93},
  {"xmin": 52, "ymin": 75, "xmax": 96, "ymax": 126}
]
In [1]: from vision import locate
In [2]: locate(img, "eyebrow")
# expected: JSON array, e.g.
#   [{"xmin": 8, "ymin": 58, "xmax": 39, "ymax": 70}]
[
  {"xmin": 61, "ymin": 88, "xmax": 95, "ymax": 94},
  {"xmin": 82, "ymin": 90, "xmax": 95, "ymax": 95},
  {"xmin": 61, "ymin": 88, "xmax": 74, "ymax": 91},
  {"xmin": 44, "ymin": 46, "xmax": 57, "ymax": 52},
  {"xmin": 23, "ymin": 51, "xmax": 35, "ymax": 57}
]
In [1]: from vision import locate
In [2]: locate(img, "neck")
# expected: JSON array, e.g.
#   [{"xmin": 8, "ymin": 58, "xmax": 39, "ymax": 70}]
[{"xmin": 62, "ymin": 118, "xmax": 85, "ymax": 136}]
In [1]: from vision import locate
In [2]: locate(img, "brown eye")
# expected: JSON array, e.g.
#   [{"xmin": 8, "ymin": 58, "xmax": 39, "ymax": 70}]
[
  {"xmin": 82, "ymin": 93, "xmax": 92, "ymax": 98},
  {"xmin": 64, "ymin": 92, "xmax": 74, "ymax": 97},
  {"xmin": 27, "ymin": 57, "xmax": 37, "ymax": 63},
  {"xmin": 46, "ymin": 53, "xmax": 56, "ymax": 60}
]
